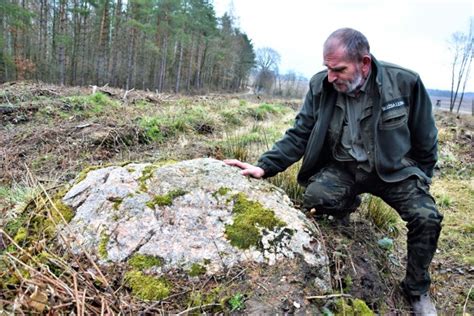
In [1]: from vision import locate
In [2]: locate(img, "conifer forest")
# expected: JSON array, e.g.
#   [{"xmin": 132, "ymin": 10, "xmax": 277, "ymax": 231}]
[{"xmin": 0, "ymin": 0, "xmax": 256, "ymax": 92}]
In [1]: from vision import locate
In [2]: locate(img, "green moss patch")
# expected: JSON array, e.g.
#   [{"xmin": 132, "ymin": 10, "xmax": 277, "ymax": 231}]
[
  {"xmin": 146, "ymin": 189, "xmax": 187, "ymax": 208},
  {"xmin": 51, "ymin": 198, "xmax": 74, "ymax": 223},
  {"xmin": 225, "ymin": 193, "xmax": 286, "ymax": 249},
  {"xmin": 333, "ymin": 298, "xmax": 374, "ymax": 315},
  {"xmin": 98, "ymin": 231, "xmax": 110, "ymax": 260},
  {"xmin": 188, "ymin": 263, "xmax": 207, "ymax": 277},
  {"xmin": 212, "ymin": 187, "xmax": 231, "ymax": 199},
  {"xmin": 127, "ymin": 254, "xmax": 163, "ymax": 270},
  {"xmin": 13, "ymin": 227, "xmax": 28, "ymax": 243},
  {"xmin": 187, "ymin": 286, "xmax": 224, "ymax": 309},
  {"xmin": 125, "ymin": 271, "xmax": 170, "ymax": 301}
]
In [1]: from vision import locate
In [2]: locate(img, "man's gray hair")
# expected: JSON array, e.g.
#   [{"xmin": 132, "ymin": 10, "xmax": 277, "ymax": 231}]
[{"xmin": 324, "ymin": 28, "xmax": 370, "ymax": 62}]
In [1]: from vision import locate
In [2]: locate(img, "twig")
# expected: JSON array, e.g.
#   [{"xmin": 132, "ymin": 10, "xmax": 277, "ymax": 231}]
[
  {"xmin": 100, "ymin": 297, "xmax": 105, "ymax": 316},
  {"xmin": 212, "ymin": 239, "xmax": 228, "ymax": 273},
  {"xmin": 176, "ymin": 303, "xmax": 220, "ymax": 315},
  {"xmin": 4, "ymin": 92, "xmax": 13, "ymax": 106},
  {"xmin": 73, "ymin": 273, "xmax": 81, "ymax": 316},
  {"xmin": 142, "ymin": 289, "xmax": 191, "ymax": 314},
  {"xmin": 464, "ymin": 285, "xmax": 473, "ymax": 314},
  {"xmin": 344, "ymin": 244, "xmax": 357, "ymax": 275},
  {"xmin": 123, "ymin": 88, "xmax": 134, "ymax": 100},
  {"xmin": 256, "ymin": 282, "xmax": 268, "ymax": 292},
  {"xmin": 306, "ymin": 293, "xmax": 352, "ymax": 300},
  {"xmin": 51, "ymin": 302, "xmax": 75, "ymax": 309},
  {"xmin": 81, "ymin": 288, "xmax": 86, "ymax": 316},
  {"xmin": 224, "ymin": 268, "xmax": 247, "ymax": 286}
]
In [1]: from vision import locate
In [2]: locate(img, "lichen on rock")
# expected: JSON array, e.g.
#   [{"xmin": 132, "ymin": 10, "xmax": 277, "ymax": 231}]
[{"xmin": 60, "ymin": 158, "xmax": 330, "ymax": 298}]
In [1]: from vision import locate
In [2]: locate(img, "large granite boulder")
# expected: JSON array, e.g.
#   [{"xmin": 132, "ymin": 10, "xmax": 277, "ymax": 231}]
[{"xmin": 61, "ymin": 158, "xmax": 331, "ymax": 310}]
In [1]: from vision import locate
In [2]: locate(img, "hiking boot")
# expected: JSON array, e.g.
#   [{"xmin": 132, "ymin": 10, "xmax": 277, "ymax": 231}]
[{"xmin": 410, "ymin": 293, "xmax": 437, "ymax": 316}]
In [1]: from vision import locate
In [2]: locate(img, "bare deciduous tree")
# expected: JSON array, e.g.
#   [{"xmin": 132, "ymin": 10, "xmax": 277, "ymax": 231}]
[
  {"xmin": 449, "ymin": 18, "xmax": 473, "ymax": 113},
  {"xmin": 254, "ymin": 47, "xmax": 280, "ymax": 94}
]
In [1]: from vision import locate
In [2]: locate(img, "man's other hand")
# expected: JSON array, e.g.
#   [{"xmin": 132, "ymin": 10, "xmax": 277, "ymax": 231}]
[{"xmin": 223, "ymin": 159, "xmax": 265, "ymax": 179}]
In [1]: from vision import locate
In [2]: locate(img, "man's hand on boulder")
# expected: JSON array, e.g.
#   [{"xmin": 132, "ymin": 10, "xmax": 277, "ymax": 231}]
[{"xmin": 223, "ymin": 159, "xmax": 265, "ymax": 179}]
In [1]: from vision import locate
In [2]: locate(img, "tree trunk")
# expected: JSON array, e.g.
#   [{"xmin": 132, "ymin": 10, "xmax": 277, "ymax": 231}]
[
  {"xmin": 126, "ymin": 28, "xmax": 136, "ymax": 90},
  {"xmin": 158, "ymin": 35, "xmax": 168, "ymax": 92},
  {"xmin": 78, "ymin": 4, "xmax": 88, "ymax": 86},
  {"xmin": 195, "ymin": 41, "xmax": 202, "ymax": 90},
  {"xmin": 70, "ymin": 0, "xmax": 80, "ymax": 85},
  {"xmin": 109, "ymin": 0, "xmax": 122, "ymax": 86},
  {"xmin": 186, "ymin": 34, "xmax": 194, "ymax": 92},
  {"xmin": 175, "ymin": 40, "xmax": 183, "ymax": 93},
  {"xmin": 96, "ymin": 0, "xmax": 110, "ymax": 85},
  {"xmin": 58, "ymin": 0, "xmax": 67, "ymax": 85},
  {"xmin": 38, "ymin": 0, "xmax": 48, "ymax": 80}
]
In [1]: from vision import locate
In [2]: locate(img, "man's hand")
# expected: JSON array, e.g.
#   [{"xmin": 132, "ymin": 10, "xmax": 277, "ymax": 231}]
[{"xmin": 224, "ymin": 159, "xmax": 265, "ymax": 179}]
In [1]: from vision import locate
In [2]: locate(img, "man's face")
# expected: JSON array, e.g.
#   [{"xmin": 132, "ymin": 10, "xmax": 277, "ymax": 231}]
[{"xmin": 323, "ymin": 46, "xmax": 364, "ymax": 94}]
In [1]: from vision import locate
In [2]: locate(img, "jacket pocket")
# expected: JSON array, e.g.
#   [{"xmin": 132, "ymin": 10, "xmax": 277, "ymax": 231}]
[{"xmin": 379, "ymin": 106, "xmax": 407, "ymax": 130}]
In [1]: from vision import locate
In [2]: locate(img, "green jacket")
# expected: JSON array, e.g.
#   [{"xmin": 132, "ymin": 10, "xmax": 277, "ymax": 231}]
[{"xmin": 257, "ymin": 55, "xmax": 438, "ymax": 186}]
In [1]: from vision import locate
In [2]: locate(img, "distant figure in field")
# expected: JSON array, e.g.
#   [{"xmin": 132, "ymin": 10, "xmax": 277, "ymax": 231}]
[{"xmin": 225, "ymin": 28, "xmax": 442, "ymax": 315}]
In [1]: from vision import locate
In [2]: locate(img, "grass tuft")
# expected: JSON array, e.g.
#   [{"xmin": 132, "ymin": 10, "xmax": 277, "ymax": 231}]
[
  {"xmin": 268, "ymin": 161, "xmax": 304, "ymax": 205},
  {"xmin": 361, "ymin": 195, "xmax": 400, "ymax": 237}
]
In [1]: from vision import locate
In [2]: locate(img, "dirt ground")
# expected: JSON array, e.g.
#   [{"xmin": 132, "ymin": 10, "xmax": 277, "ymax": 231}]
[{"xmin": 0, "ymin": 81, "xmax": 472, "ymax": 314}]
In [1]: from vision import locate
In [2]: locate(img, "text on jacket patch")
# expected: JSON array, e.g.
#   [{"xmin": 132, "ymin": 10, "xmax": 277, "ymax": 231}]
[{"xmin": 382, "ymin": 100, "xmax": 405, "ymax": 112}]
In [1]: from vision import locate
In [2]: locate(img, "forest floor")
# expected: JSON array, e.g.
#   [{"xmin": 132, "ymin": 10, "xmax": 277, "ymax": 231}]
[{"xmin": 0, "ymin": 81, "xmax": 472, "ymax": 314}]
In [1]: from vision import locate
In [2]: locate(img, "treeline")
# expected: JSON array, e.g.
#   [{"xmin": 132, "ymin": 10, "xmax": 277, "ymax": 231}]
[
  {"xmin": 0, "ymin": 0, "xmax": 255, "ymax": 92},
  {"xmin": 427, "ymin": 89, "xmax": 474, "ymax": 98}
]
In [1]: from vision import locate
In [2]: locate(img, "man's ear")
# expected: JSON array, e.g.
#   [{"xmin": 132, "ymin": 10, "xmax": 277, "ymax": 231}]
[{"xmin": 362, "ymin": 55, "xmax": 371, "ymax": 76}]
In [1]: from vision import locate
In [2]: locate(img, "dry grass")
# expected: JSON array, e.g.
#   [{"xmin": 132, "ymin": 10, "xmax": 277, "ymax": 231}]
[{"xmin": 1, "ymin": 83, "xmax": 473, "ymax": 314}]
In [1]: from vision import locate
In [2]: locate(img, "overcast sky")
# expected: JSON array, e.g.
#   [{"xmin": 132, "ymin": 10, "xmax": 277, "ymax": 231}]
[{"xmin": 213, "ymin": 0, "xmax": 473, "ymax": 91}]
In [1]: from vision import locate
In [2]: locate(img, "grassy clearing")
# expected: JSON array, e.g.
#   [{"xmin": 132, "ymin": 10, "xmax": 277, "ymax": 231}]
[
  {"xmin": 431, "ymin": 179, "xmax": 474, "ymax": 264},
  {"xmin": 2, "ymin": 83, "xmax": 473, "ymax": 313}
]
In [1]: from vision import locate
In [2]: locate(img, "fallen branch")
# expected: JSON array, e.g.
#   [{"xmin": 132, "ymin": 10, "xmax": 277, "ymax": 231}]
[
  {"xmin": 464, "ymin": 285, "xmax": 473, "ymax": 314},
  {"xmin": 176, "ymin": 303, "xmax": 220, "ymax": 315},
  {"xmin": 306, "ymin": 293, "xmax": 352, "ymax": 300}
]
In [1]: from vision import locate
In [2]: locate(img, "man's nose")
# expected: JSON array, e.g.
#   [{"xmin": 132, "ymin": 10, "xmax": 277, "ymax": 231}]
[{"xmin": 328, "ymin": 70, "xmax": 337, "ymax": 83}]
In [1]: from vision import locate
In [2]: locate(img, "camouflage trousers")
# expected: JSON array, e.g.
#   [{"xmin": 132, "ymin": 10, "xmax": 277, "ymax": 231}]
[{"xmin": 303, "ymin": 161, "xmax": 443, "ymax": 296}]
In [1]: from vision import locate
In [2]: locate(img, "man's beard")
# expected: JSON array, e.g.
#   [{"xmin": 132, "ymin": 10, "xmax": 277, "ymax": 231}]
[{"xmin": 333, "ymin": 68, "xmax": 364, "ymax": 94}]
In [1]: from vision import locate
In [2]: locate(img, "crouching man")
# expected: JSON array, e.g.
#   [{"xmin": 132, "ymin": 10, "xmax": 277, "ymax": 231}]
[{"xmin": 225, "ymin": 28, "xmax": 443, "ymax": 315}]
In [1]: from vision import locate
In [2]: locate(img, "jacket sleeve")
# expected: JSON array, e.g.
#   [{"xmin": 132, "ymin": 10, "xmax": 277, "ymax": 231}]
[
  {"xmin": 256, "ymin": 83, "xmax": 318, "ymax": 178},
  {"xmin": 408, "ymin": 77, "xmax": 438, "ymax": 178}
]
